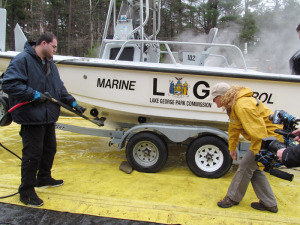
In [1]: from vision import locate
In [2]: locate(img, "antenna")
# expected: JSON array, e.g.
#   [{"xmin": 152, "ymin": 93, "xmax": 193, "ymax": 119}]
[
  {"xmin": 0, "ymin": 8, "xmax": 6, "ymax": 52},
  {"xmin": 14, "ymin": 23, "xmax": 27, "ymax": 52}
]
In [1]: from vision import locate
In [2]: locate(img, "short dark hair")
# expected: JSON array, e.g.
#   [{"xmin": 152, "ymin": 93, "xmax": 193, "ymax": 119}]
[
  {"xmin": 297, "ymin": 23, "xmax": 300, "ymax": 32},
  {"xmin": 36, "ymin": 32, "xmax": 57, "ymax": 45}
]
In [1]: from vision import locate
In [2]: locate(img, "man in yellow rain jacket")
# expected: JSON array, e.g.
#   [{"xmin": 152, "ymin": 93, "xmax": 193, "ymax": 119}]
[{"xmin": 209, "ymin": 82, "xmax": 283, "ymax": 213}]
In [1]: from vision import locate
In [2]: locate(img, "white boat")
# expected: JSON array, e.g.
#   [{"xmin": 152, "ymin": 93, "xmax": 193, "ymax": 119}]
[{"xmin": 1, "ymin": 0, "xmax": 300, "ymax": 178}]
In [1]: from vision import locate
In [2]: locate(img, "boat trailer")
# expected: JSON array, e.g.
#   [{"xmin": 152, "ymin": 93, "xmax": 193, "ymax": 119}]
[{"xmin": 55, "ymin": 120, "xmax": 248, "ymax": 178}]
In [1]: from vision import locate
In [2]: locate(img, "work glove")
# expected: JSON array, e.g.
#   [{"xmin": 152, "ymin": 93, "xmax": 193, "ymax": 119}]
[
  {"xmin": 72, "ymin": 101, "xmax": 86, "ymax": 114},
  {"xmin": 34, "ymin": 91, "xmax": 49, "ymax": 104}
]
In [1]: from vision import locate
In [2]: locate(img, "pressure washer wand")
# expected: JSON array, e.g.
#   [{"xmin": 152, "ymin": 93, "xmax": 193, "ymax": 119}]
[{"xmin": 44, "ymin": 93, "xmax": 103, "ymax": 126}]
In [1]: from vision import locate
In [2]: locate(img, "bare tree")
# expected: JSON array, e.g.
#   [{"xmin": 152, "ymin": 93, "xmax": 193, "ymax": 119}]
[
  {"xmin": 67, "ymin": 0, "xmax": 72, "ymax": 55},
  {"xmin": 89, "ymin": 0, "xmax": 94, "ymax": 49}
]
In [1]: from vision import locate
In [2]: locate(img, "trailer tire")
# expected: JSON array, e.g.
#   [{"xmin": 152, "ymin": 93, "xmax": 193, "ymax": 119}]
[
  {"xmin": 186, "ymin": 136, "xmax": 232, "ymax": 178},
  {"xmin": 0, "ymin": 96, "xmax": 12, "ymax": 127},
  {"xmin": 126, "ymin": 132, "xmax": 168, "ymax": 173}
]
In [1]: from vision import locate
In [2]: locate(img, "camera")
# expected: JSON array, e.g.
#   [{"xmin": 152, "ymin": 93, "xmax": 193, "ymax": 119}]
[
  {"xmin": 255, "ymin": 110, "xmax": 300, "ymax": 181},
  {"xmin": 269, "ymin": 110, "xmax": 299, "ymax": 139}
]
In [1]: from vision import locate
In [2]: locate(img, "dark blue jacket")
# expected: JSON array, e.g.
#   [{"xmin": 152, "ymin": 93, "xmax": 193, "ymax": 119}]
[
  {"xmin": 2, "ymin": 41, "xmax": 75, "ymax": 125},
  {"xmin": 282, "ymin": 145, "xmax": 300, "ymax": 168}
]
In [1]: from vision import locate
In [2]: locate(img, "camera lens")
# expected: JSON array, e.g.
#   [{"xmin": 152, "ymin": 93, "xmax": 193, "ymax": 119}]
[
  {"xmin": 268, "ymin": 140, "xmax": 286, "ymax": 153},
  {"xmin": 269, "ymin": 114, "xmax": 274, "ymax": 121}
]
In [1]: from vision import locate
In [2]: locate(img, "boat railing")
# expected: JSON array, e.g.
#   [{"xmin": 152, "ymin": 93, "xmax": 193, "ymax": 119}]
[
  {"xmin": 101, "ymin": 39, "xmax": 247, "ymax": 71},
  {"xmin": 159, "ymin": 52, "xmax": 229, "ymax": 68}
]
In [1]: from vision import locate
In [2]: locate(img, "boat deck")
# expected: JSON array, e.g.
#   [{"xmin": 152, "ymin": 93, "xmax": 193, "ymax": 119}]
[{"xmin": 0, "ymin": 117, "xmax": 300, "ymax": 225}]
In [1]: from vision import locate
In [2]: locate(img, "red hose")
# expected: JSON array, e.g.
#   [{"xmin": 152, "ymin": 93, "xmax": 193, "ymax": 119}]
[{"xmin": 8, "ymin": 101, "xmax": 30, "ymax": 113}]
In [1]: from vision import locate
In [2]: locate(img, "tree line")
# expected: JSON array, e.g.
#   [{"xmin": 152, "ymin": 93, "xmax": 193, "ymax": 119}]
[{"xmin": 1, "ymin": 0, "xmax": 300, "ymax": 64}]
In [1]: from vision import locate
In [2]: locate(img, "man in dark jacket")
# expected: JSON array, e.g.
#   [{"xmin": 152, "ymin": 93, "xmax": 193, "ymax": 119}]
[
  {"xmin": 277, "ymin": 128, "xmax": 300, "ymax": 167},
  {"xmin": 2, "ymin": 32, "xmax": 85, "ymax": 207},
  {"xmin": 289, "ymin": 23, "xmax": 300, "ymax": 75}
]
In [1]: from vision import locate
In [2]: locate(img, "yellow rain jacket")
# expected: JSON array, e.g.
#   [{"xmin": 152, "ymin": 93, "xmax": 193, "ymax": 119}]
[{"xmin": 228, "ymin": 87, "xmax": 283, "ymax": 155}]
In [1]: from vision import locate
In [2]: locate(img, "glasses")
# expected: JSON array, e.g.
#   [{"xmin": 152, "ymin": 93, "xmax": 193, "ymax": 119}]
[{"xmin": 48, "ymin": 43, "xmax": 57, "ymax": 50}]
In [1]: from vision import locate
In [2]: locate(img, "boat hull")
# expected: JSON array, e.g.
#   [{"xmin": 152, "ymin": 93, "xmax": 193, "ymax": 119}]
[{"xmin": 55, "ymin": 60, "xmax": 300, "ymax": 130}]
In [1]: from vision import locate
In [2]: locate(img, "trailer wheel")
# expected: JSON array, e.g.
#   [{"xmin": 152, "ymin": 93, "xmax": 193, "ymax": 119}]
[
  {"xmin": 0, "ymin": 96, "xmax": 12, "ymax": 126},
  {"xmin": 126, "ymin": 132, "xmax": 168, "ymax": 173},
  {"xmin": 186, "ymin": 136, "xmax": 232, "ymax": 178}
]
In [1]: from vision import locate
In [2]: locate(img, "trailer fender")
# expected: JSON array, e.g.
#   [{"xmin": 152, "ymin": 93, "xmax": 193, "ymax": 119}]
[{"xmin": 118, "ymin": 123, "xmax": 229, "ymax": 150}]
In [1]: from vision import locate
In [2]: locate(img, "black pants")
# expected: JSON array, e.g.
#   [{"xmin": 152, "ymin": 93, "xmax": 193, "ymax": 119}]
[{"xmin": 19, "ymin": 123, "xmax": 57, "ymax": 194}]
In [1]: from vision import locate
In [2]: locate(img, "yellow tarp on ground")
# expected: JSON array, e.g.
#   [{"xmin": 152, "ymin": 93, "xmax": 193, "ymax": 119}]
[{"xmin": 0, "ymin": 117, "xmax": 300, "ymax": 225}]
